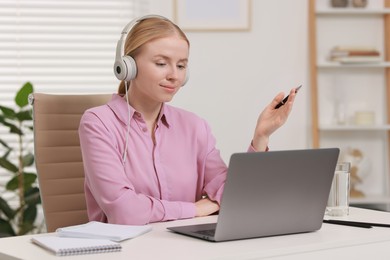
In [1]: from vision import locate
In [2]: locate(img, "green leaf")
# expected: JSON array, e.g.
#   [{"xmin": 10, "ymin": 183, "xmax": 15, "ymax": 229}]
[
  {"xmin": 6, "ymin": 173, "xmax": 37, "ymax": 191},
  {"xmin": 0, "ymin": 105, "xmax": 16, "ymax": 120},
  {"xmin": 1, "ymin": 120, "xmax": 23, "ymax": 135},
  {"xmin": 22, "ymin": 153, "xmax": 35, "ymax": 167},
  {"xmin": 2, "ymin": 149, "xmax": 12, "ymax": 160},
  {"xmin": 0, "ymin": 157, "xmax": 18, "ymax": 173},
  {"xmin": 0, "ymin": 218, "xmax": 16, "ymax": 237},
  {"xmin": 15, "ymin": 110, "xmax": 32, "ymax": 122},
  {"xmin": 9, "ymin": 124, "xmax": 23, "ymax": 135},
  {"xmin": 18, "ymin": 222, "xmax": 35, "ymax": 236},
  {"xmin": 15, "ymin": 82, "xmax": 34, "ymax": 108},
  {"xmin": 23, "ymin": 204, "xmax": 37, "ymax": 224},
  {"xmin": 0, "ymin": 197, "xmax": 16, "ymax": 220},
  {"xmin": 0, "ymin": 139, "xmax": 10, "ymax": 149},
  {"xmin": 24, "ymin": 187, "xmax": 41, "ymax": 205}
]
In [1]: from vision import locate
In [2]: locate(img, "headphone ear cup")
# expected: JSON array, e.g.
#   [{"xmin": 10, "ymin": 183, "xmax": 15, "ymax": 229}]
[
  {"xmin": 114, "ymin": 59, "xmax": 127, "ymax": 81},
  {"xmin": 182, "ymin": 67, "xmax": 190, "ymax": 86},
  {"xmin": 122, "ymin": 56, "xmax": 137, "ymax": 81}
]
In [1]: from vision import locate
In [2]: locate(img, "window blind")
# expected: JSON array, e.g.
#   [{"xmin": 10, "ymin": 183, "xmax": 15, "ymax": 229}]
[{"xmin": 0, "ymin": 0, "xmax": 150, "ymax": 202}]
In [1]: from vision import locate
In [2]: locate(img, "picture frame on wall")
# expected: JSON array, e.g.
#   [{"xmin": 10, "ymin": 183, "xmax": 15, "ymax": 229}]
[{"xmin": 174, "ymin": 0, "xmax": 251, "ymax": 31}]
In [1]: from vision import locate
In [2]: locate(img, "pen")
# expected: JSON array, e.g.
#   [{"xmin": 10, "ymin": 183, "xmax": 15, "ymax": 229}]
[
  {"xmin": 324, "ymin": 219, "xmax": 390, "ymax": 228},
  {"xmin": 275, "ymin": 85, "xmax": 302, "ymax": 109},
  {"xmin": 323, "ymin": 219, "xmax": 372, "ymax": 229}
]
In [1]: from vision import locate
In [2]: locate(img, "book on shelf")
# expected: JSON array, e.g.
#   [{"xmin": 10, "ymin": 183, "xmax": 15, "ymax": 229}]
[
  {"xmin": 329, "ymin": 46, "xmax": 381, "ymax": 63},
  {"xmin": 330, "ymin": 50, "xmax": 380, "ymax": 57},
  {"xmin": 336, "ymin": 56, "xmax": 382, "ymax": 64},
  {"xmin": 332, "ymin": 46, "xmax": 379, "ymax": 52},
  {"xmin": 31, "ymin": 236, "xmax": 122, "ymax": 256}
]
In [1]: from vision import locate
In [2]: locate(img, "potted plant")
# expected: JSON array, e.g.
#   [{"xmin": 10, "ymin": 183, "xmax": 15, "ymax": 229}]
[{"xmin": 0, "ymin": 82, "xmax": 41, "ymax": 236}]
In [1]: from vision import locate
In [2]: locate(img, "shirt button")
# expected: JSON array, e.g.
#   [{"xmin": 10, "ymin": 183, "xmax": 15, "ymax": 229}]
[{"xmin": 142, "ymin": 127, "xmax": 147, "ymax": 132}]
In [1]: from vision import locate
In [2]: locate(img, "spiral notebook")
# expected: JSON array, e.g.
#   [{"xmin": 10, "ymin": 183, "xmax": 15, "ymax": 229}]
[
  {"xmin": 31, "ymin": 236, "xmax": 121, "ymax": 256},
  {"xmin": 56, "ymin": 221, "xmax": 152, "ymax": 242}
]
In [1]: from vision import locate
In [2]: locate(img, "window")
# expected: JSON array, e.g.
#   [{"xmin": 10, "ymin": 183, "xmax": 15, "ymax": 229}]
[{"xmin": 0, "ymin": 0, "xmax": 150, "ymax": 203}]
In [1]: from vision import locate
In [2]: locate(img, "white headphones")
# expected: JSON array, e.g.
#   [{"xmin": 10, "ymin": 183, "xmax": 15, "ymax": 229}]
[
  {"xmin": 113, "ymin": 14, "xmax": 189, "ymax": 85},
  {"xmin": 116, "ymin": 15, "xmax": 190, "ymax": 165}
]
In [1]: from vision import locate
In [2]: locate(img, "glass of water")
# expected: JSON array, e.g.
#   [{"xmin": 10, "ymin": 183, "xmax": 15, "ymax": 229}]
[{"xmin": 326, "ymin": 162, "xmax": 351, "ymax": 217}]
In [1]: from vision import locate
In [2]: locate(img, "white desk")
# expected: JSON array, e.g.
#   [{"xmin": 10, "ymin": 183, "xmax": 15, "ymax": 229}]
[{"xmin": 1, "ymin": 207, "xmax": 390, "ymax": 260}]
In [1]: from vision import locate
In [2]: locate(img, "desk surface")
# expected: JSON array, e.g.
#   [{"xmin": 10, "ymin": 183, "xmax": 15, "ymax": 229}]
[{"xmin": 1, "ymin": 207, "xmax": 390, "ymax": 260}]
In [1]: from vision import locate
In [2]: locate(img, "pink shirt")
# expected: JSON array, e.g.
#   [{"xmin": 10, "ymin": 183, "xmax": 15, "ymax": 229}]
[{"xmin": 79, "ymin": 94, "xmax": 234, "ymax": 225}]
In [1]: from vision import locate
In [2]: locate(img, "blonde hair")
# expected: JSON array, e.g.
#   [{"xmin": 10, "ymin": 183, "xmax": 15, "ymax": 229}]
[{"xmin": 117, "ymin": 17, "xmax": 190, "ymax": 94}]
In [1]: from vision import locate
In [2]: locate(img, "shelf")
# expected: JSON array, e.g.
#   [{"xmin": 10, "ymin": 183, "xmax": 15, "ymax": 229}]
[
  {"xmin": 320, "ymin": 125, "xmax": 390, "ymax": 131},
  {"xmin": 350, "ymin": 195, "xmax": 390, "ymax": 205},
  {"xmin": 318, "ymin": 61, "xmax": 390, "ymax": 68},
  {"xmin": 310, "ymin": 0, "xmax": 390, "ymax": 208},
  {"xmin": 317, "ymin": 8, "xmax": 390, "ymax": 15}
]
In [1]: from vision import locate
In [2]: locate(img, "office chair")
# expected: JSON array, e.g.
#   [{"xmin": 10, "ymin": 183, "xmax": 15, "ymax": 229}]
[{"xmin": 30, "ymin": 93, "xmax": 111, "ymax": 232}]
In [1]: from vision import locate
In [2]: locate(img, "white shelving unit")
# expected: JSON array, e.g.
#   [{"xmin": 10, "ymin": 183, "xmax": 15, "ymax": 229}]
[{"xmin": 309, "ymin": 0, "xmax": 390, "ymax": 211}]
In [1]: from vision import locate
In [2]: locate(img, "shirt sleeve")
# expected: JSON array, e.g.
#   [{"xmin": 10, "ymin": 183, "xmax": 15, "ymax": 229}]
[
  {"xmin": 79, "ymin": 111, "xmax": 196, "ymax": 225},
  {"xmin": 200, "ymin": 121, "xmax": 228, "ymax": 205}
]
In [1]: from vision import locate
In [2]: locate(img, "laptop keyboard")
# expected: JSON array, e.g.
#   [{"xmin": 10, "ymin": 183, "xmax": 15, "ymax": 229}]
[{"xmin": 194, "ymin": 229, "xmax": 216, "ymax": 237}]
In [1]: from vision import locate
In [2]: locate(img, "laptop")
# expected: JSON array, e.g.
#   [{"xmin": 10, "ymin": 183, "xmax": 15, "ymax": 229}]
[{"xmin": 167, "ymin": 148, "xmax": 339, "ymax": 242}]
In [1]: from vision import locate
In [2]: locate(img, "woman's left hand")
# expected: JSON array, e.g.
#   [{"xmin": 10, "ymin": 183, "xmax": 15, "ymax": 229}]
[
  {"xmin": 195, "ymin": 198, "xmax": 220, "ymax": 217},
  {"xmin": 252, "ymin": 87, "xmax": 298, "ymax": 151}
]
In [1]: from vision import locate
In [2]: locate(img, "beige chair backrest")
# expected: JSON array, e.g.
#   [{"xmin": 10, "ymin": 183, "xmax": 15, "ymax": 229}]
[{"xmin": 31, "ymin": 93, "xmax": 111, "ymax": 232}]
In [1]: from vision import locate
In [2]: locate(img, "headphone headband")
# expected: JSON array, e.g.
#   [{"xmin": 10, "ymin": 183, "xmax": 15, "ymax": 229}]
[
  {"xmin": 115, "ymin": 15, "xmax": 169, "ymax": 69},
  {"xmin": 113, "ymin": 14, "xmax": 189, "ymax": 85}
]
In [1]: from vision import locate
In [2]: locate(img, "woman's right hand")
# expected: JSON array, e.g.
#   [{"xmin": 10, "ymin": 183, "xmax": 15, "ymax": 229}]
[{"xmin": 251, "ymin": 87, "xmax": 298, "ymax": 151}]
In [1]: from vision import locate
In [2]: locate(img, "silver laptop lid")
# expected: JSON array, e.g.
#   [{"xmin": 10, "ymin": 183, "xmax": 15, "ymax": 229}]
[{"xmin": 214, "ymin": 148, "xmax": 339, "ymax": 241}]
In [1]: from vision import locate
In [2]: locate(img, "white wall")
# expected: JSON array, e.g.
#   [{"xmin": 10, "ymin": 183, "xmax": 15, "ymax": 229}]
[{"xmin": 150, "ymin": 0, "xmax": 310, "ymax": 163}]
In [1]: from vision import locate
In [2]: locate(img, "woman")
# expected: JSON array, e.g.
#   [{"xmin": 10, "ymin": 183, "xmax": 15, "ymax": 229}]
[{"xmin": 79, "ymin": 15, "xmax": 297, "ymax": 225}]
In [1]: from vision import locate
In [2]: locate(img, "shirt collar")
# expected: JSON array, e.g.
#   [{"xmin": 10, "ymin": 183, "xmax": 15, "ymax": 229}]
[
  {"xmin": 158, "ymin": 104, "xmax": 171, "ymax": 128},
  {"xmin": 107, "ymin": 94, "xmax": 134, "ymax": 126},
  {"xmin": 107, "ymin": 94, "xmax": 171, "ymax": 128}
]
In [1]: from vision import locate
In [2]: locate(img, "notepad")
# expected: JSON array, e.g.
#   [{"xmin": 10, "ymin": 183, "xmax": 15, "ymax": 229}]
[
  {"xmin": 31, "ymin": 236, "xmax": 121, "ymax": 256},
  {"xmin": 56, "ymin": 221, "xmax": 152, "ymax": 242}
]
